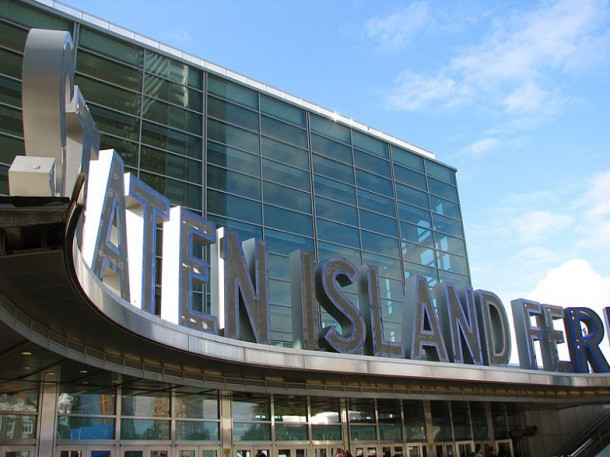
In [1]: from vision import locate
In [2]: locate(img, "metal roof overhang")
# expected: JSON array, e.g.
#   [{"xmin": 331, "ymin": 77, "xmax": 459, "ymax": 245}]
[{"xmin": 1, "ymin": 196, "xmax": 610, "ymax": 403}]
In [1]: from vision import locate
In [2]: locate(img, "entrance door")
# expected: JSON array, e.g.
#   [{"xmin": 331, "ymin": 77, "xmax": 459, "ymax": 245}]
[
  {"xmin": 433, "ymin": 444, "xmax": 454, "ymax": 457},
  {"xmin": 175, "ymin": 447, "xmax": 219, "ymax": 457},
  {"xmin": 234, "ymin": 446, "xmax": 271, "ymax": 457},
  {"xmin": 353, "ymin": 444, "xmax": 380, "ymax": 457},
  {"xmin": 0, "ymin": 446, "xmax": 37, "ymax": 457},
  {"xmin": 54, "ymin": 446, "xmax": 114, "ymax": 456},
  {"xmin": 276, "ymin": 446, "xmax": 307, "ymax": 457},
  {"xmin": 380, "ymin": 444, "xmax": 404, "ymax": 457},
  {"xmin": 120, "ymin": 446, "xmax": 171, "ymax": 457},
  {"xmin": 405, "ymin": 445, "xmax": 426, "ymax": 457},
  {"xmin": 455, "ymin": 442, "xmax": 473, "ymax": 457}
]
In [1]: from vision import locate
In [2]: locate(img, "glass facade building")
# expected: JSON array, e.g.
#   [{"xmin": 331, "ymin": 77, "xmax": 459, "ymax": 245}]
[{"xmin": 1, "ymin": 2, "xmax": 609, "ymax": 457}]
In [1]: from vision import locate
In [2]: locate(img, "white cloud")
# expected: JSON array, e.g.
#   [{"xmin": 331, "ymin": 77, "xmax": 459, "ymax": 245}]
[
  {"xmin": 364, "ymin": 2, "xmax": 432, "ymax": 52},
  {"xmin": 512, "ymin": 210, "xmax": 572, "ymax": 243},
  {"xmin": 462, "ymin": 137, "xmax": 499, "ymax": 157},
  {"xmin": 385, "ymin": 72, "xmax": 458, "ymax": 111}
]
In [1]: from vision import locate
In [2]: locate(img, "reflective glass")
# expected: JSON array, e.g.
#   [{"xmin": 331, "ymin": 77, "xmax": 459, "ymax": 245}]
[
  {"xmin": 76, "ymin": 50, "xmax": 142, "ymax": 91},
  {"xmin": 402, "ymin": 242, "xmax": 436, "ymax": 267},
  {"xmin": 451, "ymin": 402, "xmax": 472, "ymax": 440},
  {"xmin": 438, "ymin": 271, "xmax": 470, "ymax": 290},
  {"xmin": 141, "ymin": 121, "xmax": 202, "ymax": 159},
  {"xmin": 393, "ymin": 165, "xmax": 426, "ymax": 190},
  {"xmin": 144, "ymin": 73, "xmax": 202, "ymax": 111},
  {"xmin": 398, "ymin": 203, "xmax": 431, "ymax": 228},
  {"xmin": 379, "ymin": 424, "xmax": 402, "ymax": 441},
  {"xmin": 0, "ymin": 48, "xmax": 22, "ymax": 79},
  {"xmin": 261, "ymin": 115, "xmax": 307, "ymax": 149},
  {"xmin": 261, "ymin": 95, "xmax": 306, "ymax": 127},
  {"xmin": 274, "ymin": 395, "xmax": 307, "ymax": 422},
  {"xmin": 88, "ymin": 105, "xmax": 139, "ymax": 141},
  {"xmin": 263, "ymin": 181, "xmax": 311, "ymax": 213},
  {"xmin": 310, "ymin": 114, "xmax": 350, "ymax": 144},
  {"xmin": 261, "ymin": 136, "xmax": 308, "ymax": 170},
  {"xmin": 142, "ymin": 146, "xmax": 202, "ymax": 183},
  {"xmin": 491, "ymin": 403, "xmax": 508, "ymax": 440},
  {"xmin": 359, "ymin": 210, "xmax": 397, "ymax": 237},
  {"xmin": 56, "ymin": 417, "xmax": 114, "ymax": 440},
  {"xmin": 0, "ymin": 74, "xmax": 21, "ymax": 108},
  {"xmin": 352, "ymin": 131, "xmax": 389, "ymax": 158},
  {"xmin": 0, "ymin": 20, "xmax": 28, "ymax": 52},
  {"xmin": 350, "ymin": 425, "xmax": 376, "ymax": 441},
  {"xmin": 0, "ymin": 391, "xmax": 38, "ymax": 412},
  {"xmin": 434, "ymin": 232, "xmax": 466, "ymax": 256},
  {"xmin": 311, "ymin": 133, "xmax": 352, "ymax": 164},
  {"xmin": 121, "ymin": 392, "xmax": 169, "ymax": 417},
  {"xmin": 0, "ymin": 134, "xmax": 24, "ymax": 166},
  {"xmin": 207, "ymin": 119, "xmax": 259, "ymax": 154},
  {"xmin": 361, "ymin": 230, "xmax": 399, "ymax": 257},
  {"xmin": 403, "ymin": 401, "xmax": 426, "ymax": 441},
  {"xmin": 317, "ymin": 219, "xmax": 360, "ymax": 248},
  {"xmin": 175, "ymin": 421, "xmax": 219, "ymax": 441},
  {"xmin": 262, "ymin": 159, "xmax": 310, "ymax": 191},
  {"xmin": 392, "ymin": 146, "xmax": 424, "ymax": 171},
  {"xmin": 400, "ymin": 222, "xmax": 434, "ymax": 247},
  {"xmin": 428, "ymin": 177, "xmax": 457, "ymax": 202},
  {"xmin": 436, "ymin": 252, "xmax": 468, "ymax": 275},
  {"xmin": 145, "ymin": 51, "xmax": 202, "ymax": 88},
  {"xmin": 264, "ymin": 205, "xmax": 313, "ymax": 237},
  {"xmin": 79, "ymin": 27, "xmax": 143, "ymax": 67},
  {"xmin": 268, "ymin": 254, "xmax": 290, "ymax": 280},
  {"xmin": 314, "ymin": 175, "xmax": 356, "ymax": 206},
  {"xmin": 0, "ymin": 414, "xmax": 36, "ymax": 439},
  {"xmin": 120, "ymin": 419, "xmax": 170, "ymax": 440},
  {"xmin": 395, "ymin": 183, "xmax": 428, "ymax": 208},
  {"xmin": 207, "ymin": 216, "xmax": 262, "ymax": 241},
  {"xmin": 432, "ymin": 213, "xmax": 463, "ymax": 237},
  {"xmin": 269, "ymin": 279, "xmax": 290, "ymax": 305},
  {"xmin": 471, "ymin": 402, "xmax": 489, "ymax": 440},
  {"xmin": 357, "ymin": 189, "xmax": 395, "ymax": 217},
  {"xmin": 362, "ymin": 252, "xmax": 401, "ymax": 279},
  {"xmin": 100, "ymin": 135, "xmax": 138, "ymax": 169},
  {"xmin": 57, "ymin": 390, "xmax": 114, "ymax": 415},
  {"xmin": 208, "ymin": 165, "xmax": 260, "ymax": 199},
  {"xmin": 207, "ymin": 74, "xmax": 258, "ymax": 109},
  {"xmin": 312, "ymin": 425, "xmax": 341, "ymax": 441},
  {"xmin": 431, "ymin": 401, "xmax": 452, "ymax": 441},
  {"xmin": 141, "ymin": 171, "xmax": 202, "ymax": 210},
  {"xmin": 233, "ymin": 422, "xmax": 271, "ymax": 441},
  {"xmin": 354, "ymin": 149, "xmax": 390, "ymax": 175},
  {"xmin": 0, "ymin": 104, "xmax": 21, "ymax": 136},
  {"xmin": 275, "ymin": 424, "xmax": 307, "ymax": 441},
  {"xmin": 2, "ymin": 0, "xmax": 71, "ymax": 30},
  {"xmin": 310, "ymin": 397, "xmax": 340, "ymax": 423},
  {"xmin": 143, "ymin": 96, "xmax": 202, "ymax": 135},
  {"xmin": 207, "ymin": 96, "xmax": 258, "ymax": 131},
  {"xmin": 76, "ymin": 75, "xmax": 141, "ymax": 115},
  {"xmin": 313, "ymin": 154, "xmax": 354, "ymax": 184},
  {"xmin": 425, "ymin": 160, "xmax": 456, "ymax": 184},
  {"xmin": 264, "ymin": 229, "xmax": 313, "ymax": 255},
  {"xmin": 318, "ymin": 241, "xmax": 361, "ymax": 266},
  {"xmin": 232, "ymin": 393, "xmax": 270, "ymax": 420},
  {"xmin": 315, "ymin": 196, "xmax": 358, "ymax": 226},
  {"xmin": 208, "ymin": 141, "xmax": 260, "ymax": 177},
  {"xmin": 207, "ymin": 190, "xmax": 261, "ymax": 224},
  {"xmin": 430, "ymin": 196, "xmax": 460, "ymax": 219},
  {"xmin": 356, "ymin": 170, "xmax": 393, "ymax": 196},
  {"xmin": 403, "ymin": 262, "xmax": 437, "ymax": 285},
  {"xmin": 175, "ymin": 393, "xmax": 218, "ymax": 419}
]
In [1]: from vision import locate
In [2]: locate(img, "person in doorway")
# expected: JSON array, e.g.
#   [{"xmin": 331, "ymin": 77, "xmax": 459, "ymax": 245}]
[{"xmin": 475, "ymin": 444, "xmax": 484, "ymax": 457}]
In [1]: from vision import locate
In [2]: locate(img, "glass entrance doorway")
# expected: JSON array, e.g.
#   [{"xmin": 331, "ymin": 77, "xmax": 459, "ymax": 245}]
[
  {"xmin": 54, "ymin": 446, "xmax": 114, "ymax": 457},
  {"xmin": 175, "ymin": 447, "xmax": 219, "ymax": 457},
  {"xmin": 120, "ymin": 446, "xmax": 171, "ymax": 457}
]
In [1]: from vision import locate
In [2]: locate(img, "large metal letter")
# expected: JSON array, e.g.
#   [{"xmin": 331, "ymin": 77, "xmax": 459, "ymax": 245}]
[
  {"xmin": 214, "ymin": 230, "xmax": 271, "ymax": 344},
  {"xmin": 564, "ymin": 307, "xmax": 610, "ymax": 373},
  {"xmin": 360, "ymin": 265, "xmax": 404, "ymax": 358},
  {"xmin": 82, "ymin": 150, "xmax": 130, "ymax": 301},
  {"xmin": 161, "ymin": 207, "xmax": 217, "ymax": 333},
  {"xmin": 475, "ymin": 290, "xmax": 511, "ymax": 367},
  {"xmin": 511, "ymin": 299, "xmax": 544, "ymax": 370},
  {"xmin": 290, "ymin": 250, "xmax": 319, "ymax": 350},
  {"xmin": 542, "ymin": 304, "xmax": 573, "ymax": 372},
  {"xmin": 435, "ymin": 283, "xmax": 483, "ymax": 365},
  {"xmin": 403, "ymin": 276, "xmax": 449, "ymax": 362},
  {"xmin": 315, "ymin": 258, "xmax": 365, "ymax": 354},
  {"xmin": 125, "ymin": 174, "xmax": 170, "ymax": 313}
]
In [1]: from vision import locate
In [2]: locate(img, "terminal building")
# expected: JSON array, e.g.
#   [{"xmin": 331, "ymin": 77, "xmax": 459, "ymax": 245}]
[{"xmin": 0, "ymin": 1, "xmax": 609, "ymax": 457}]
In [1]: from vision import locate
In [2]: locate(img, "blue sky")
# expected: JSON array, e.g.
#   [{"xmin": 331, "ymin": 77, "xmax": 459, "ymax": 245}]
[{"xmin": 62, "ymin": 0, "xmax": 610, "ymax": 360}]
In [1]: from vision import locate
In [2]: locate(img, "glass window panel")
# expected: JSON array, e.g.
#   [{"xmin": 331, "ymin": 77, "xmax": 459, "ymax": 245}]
[
  {"xmin": 393, "ymin": 165, "xmax": 426, "ymax": 190},
  {"xmin": 175, "ymin": 393, "xmax": 219, "ymax": 419},
  {"xmin": 275, "ymin": 424, "xmax": 308, "ymax": 441},
  {"xmin": 425, "ymin": 160, "xmax": 456, "ymax": 185},
  {"xmin": 207, "ymin": 216, "xmax": 262, "ymax": 241},
  {"xmin": 430, "ymin": 196, "xmax": 460, "ymax": 219},
  {"xmin": 207, "ymin": 74, "xmax": 258, "ymax": 109},
  {"xmin": 403, "ymin": 262, "xmax": 437, "ymax": 286},
  {"xmin": 76, "ymin": 50, "xmax": 142, "ymax": 91},
  {"xmin": 491, "ymin": 403, "xmax": 508, "ymax": 440},
  {"xmin": 0, "ymin": 74, "xmax": 21, "ymax": 108},
  {"xmin": 121, "ymin": 392, "xmax": 169, "ymax": 417},
  {"xmin": 395, "ymin": 184, "xmax": 428, "ymax": 208},
  {"xmin": 0, "ymin": 104, "xmax": 22, "ymax": 137},
  {"xmin": 392, "ymin": 146, "xmax": 424, "ymax": 171},
  {"xmin": 356, "ymin": 170, "xmax": 393, "ymax": 196},
  {"xmin": 120, "ymin": 419, "xmax": 170, "ymax": 440},
  {"xmin": 143, "ymin": 97, "xmax": 202, "ymax": 135},
  {"xmin": 208, "ymin": 141, "xmax": 260, "ymax": 177},
  {"xmin": 315, "ymin": 196, "xmax": 358, "ymax": 226},
  {"xmin": 261, "ymin": 95, "xmax": 306, "ymax": 127},
  {"xmin": 142, "ymin": 146, "xmax": 202, "ymax": 183},
  {"xmin": 0, "ymin": 20, "xmax": 29, "ymax": 53},
  {"xmin": 141, "ymin": 120, "xmax": 202, "ymax": 159},
  {"xmin": 354, "ymin": 149, "xmax": 391, "ymax": 176},
  {"xmin": 268, "ymin": 254, "xmax": 290, "ymax": 280},
  {"xmin": 310, "ymin": 114, "xmax": 350, "ymax": 144},
  {"xmin": 362, "ymin": 252, "xmax": 401, "ymax": 279},
  {"xmin": 357, "ymin": 189, "xmax": 395, "ymax": 217},
  {"xmin": 269, "ymin": 280, "xmax": 290, "ymax": 306},
  {"xmin": 2, "ymin": 0, "xmax": 71, "ymax": 30},
  {"xmin": 361, "ymin": 231, "xmax": 399, "ymax": 257},
  {"xmin": 141, "ymin": 171, "xmax": 202, "ymax": 210},
  {"xmin": 261, "ymin": 136, "xmax": 308, "ymax": 170},
  {"xmin": 264, "ymin": 205, "xmax": 313, "ymax": 237},
  {"xmin": 318, "ymin": 241, "xmax": 361, "ymax": 266},
  {"xmin": 348, "ymin": 399, "xmax": 375, "ymax": 423},
  {"xmin": 350, "ymin": 425, "xmax": 376, "ymax": 441},
  {"xmin": 317, "ymin": 219, "xmax": 360, "ymax": 249},
  {"xmin": 101, "ymin": 135, "xmax": 139, "ymax": 169},
  {"xmin": 232, "ymin": 393, "xmax": 270, "ymax": 420},
  {"xmin": 264, "ymin": 181, "xmax": 311, "ymax": 213},
  {"xmin": 0, "ymin": 414, "xmax": 36, "ymax": 439},
  {"xmin": 313, "ymin": 154, "xmax": 354, "ymax": 184},
  {"xmin": 175, "ymin": 421, "xmax": 219, "ymax": 441},
  {"xmin": 262, "ymin": 159, "xmax": 310, "ymax": 191},
  {"xmin": 379, "ymin": 278, "xmax": 405, "ymax": 301},
  {"xmin": 261, "ymin": 115, "xmax": 307, "ymax": 149},
  {"xmin": 403, "ymin": 401, "xmax": 426, "ymax": 441},
  {"xmin": 264, "ymin": 229, "xmax": 313, "ymax": 255},
  {"xmin": 378, "ymin": 398, "xmax": 401, "ymax": 423},
  {"xmin": 352, "ymin": 131, "xmax": 389, "ymax": 158},
  {"xmin": 79, "ymin": 27, "xmax": 143, "ymax": 67},
  {"xmin": 57, "ymin": 417, "xmax": 114, "ymax": 440},
  {"xmin": 0, "ymin": 48, "xmax": 22, "ymax": 80},
  {"xmin": 208, "ymin": 190, "xmax": 261, "ymax": 224},
  {"xmin": 470, "ymin": 402, "xmax": 489, "ymax": 441},
  {"xmin": 438, "ymin": 271, "xmax": 470, "ymax": 290},
  {"xmin": 208, "ymin": 165, "xmax": 260, "ymax": 199},
  {"xmin": 379, "ymin": 424, "xmax": 402, "ymax": 441},
  {"xmin": 0, "ymin": 390, "xmax": 38, "ymax": 412},
  {"xmin": 401, "ymin": 222, "xmax": 434, "ymax": 247},
  {"xmin": 311, "ymin": 133, "xmax": 352, "ymax": 164},
  {"xmin": 207, "ymin": 96, "xmax": 258, "ymax": 131},
  {"xmin": 274, "ymin": 395, "xmax": 307, "ymax": 422},
  {"xmin": 434, "ymin": 232, "xmax": 466, "ymax": 256},
  {"xmin": 311, "ymin": 425, "xmax": 341, "ymax": 441},
  {"xmin": 144, "ymin": 73, "xmax": 202, "ymax": 111},
  {"xmin": 233, "ymin": 422, "xmax": 271, "ymax": 441},
  {"xmin": 310, "ymin": 397, "xmax": 340, "ymax": 424},
  {"xmin": 359, "ymin": 210, "xmax": 397, "ymax": 237},
  {"xmin": 428, "ymin": 177, "xmax": 457, "ymax": 202},
  {"xmin": 314, "ymin": 175, "xmax": 356, "ymax": 206},
  {"xmin": 430, "ymin": 401, "xmax": 452, "ymax": 441},
  {"xmin": 0, "ymin": 165, "xmax": 7, "ymax": 195},
  {"xmin": 88, "ymin": 105, "xmax": 139, "ymax": 141},
  {"xmin": 76, "ymin": 75, "xmax": 140, "ymax": 114},
  {"xmin": 436, "ymin": 252, "xmax": 468, "ymax": 275},
  {"xmin": 403, "ymin": 242, "xmax": 436, "ymax": 267},
  {"xmin": 57, "ymin": 390, "xmax": 114, "ymax": 415},
  {"xmin": 451, "ymin": 402, "xmax": 472, "ymax": 441},
  {"xmin": 0, "ymin": 134, "xmax": 24, "ymax": 167},
  {"xmin": 145, "ymin": 51, "xmax": 202, "ymax": 89},
  {"xmin": 432, "ymin": 213, "xmax": 463, "ymax": 237},
  {"xmin": 398, "ymin": 203, "xmax": 431, "ymax": 228},
  {"xmin": 207, "ymin": 119, "xmax": 258, "ymax": 154}
]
